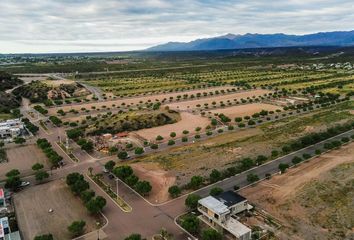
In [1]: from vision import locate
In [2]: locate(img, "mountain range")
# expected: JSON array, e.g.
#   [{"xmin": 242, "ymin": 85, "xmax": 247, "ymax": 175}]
[{"xmin": 147, "ymin": 30, "xmax": 354, "ymax": 51}]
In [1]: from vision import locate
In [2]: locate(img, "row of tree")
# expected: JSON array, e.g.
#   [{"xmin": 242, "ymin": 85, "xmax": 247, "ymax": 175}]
[
  {"xmin": 66, "ymin": 172, "xmax": 107, "ymax": 214},
  {"xmin": 36, "ymin": 138, "xmax": 63, "ymax": 167}
]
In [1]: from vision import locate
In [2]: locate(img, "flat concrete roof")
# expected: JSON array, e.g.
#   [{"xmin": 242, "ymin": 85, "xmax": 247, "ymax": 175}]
[
  {"xmin": 224, "ymin": 218, "xmax": 251, "ymax": 237},
  {"xmin": 198, "ymin": 196, "xmax": 230, "ymax": 215}
]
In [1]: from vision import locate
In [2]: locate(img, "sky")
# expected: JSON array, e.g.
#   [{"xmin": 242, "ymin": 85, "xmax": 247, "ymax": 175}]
[{"xmin": 0, "ymin": 0, "xmax": 353, "ymax": 53}]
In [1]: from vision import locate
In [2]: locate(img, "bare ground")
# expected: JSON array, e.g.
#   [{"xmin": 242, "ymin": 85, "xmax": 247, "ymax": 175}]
[
  {"xmin": 134, "ymin": 112, "xmax": 210, "ymax": 141},
  {"xmin": 13, "ymin": 180, "xmax": 100, "ymax": 240},
  {"xmin": 1, "ymin": 144, "xmax": 49, "ymax": 180},
  {"xmin": 240, "ymin": 143, "xmax": 354, "ymax": 240},
  {"xmin": 131, "ymin": 162, "xmax": 176, "ymax": 204},
  {"xmin": 209, "ymin": 103, "xmax": 281, "ymax": 119}
]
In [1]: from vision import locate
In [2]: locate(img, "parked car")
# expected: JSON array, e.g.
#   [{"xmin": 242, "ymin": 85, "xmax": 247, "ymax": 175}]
[
  {"xmin": 108, "ymin": 174, "xmax": 115, "ymax": 179},
  {"xmin": 102, "ymin": 167, "xmax": 109, "ymax": 173},
  {"xmin": 20, "ymin": 181, "xmax": 30, "ymax": 187}
]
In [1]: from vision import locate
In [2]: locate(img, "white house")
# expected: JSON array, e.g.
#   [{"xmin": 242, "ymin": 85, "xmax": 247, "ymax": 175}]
[
  {"xmin": 0, "ymin": 119, "xmax": 24, "ymax": 140},
  {"xmin": 198, "ymin": 191, "xmax": 252, "ymax": 240}
]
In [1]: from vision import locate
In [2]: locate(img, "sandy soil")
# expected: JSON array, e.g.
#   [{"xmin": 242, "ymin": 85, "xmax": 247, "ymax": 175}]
[
  {"xmin": 131, "ymin": 162, "xmax": 176, "ymax": 204},
  {"xmin": 240, "ymin": 143, "xmax": 354, "ymax": 240},
  {"xmin": 166, "ymin": 89, "xmax": 272, "ymax": 111},
  {"xmin": 209, "ymin": 103, "xmax": 281, "ymax": 119},
  {"xmin": 0, "ymin": 145, "xmax": 49, "ymax": 180},
  {"xmin": 134, "ymin": 112, "xmax": 210, "ymax": 141},
  {"xmin": 47, "ymin": 86, "xmax": 243, "ymax": 114},
  {"xmin": 43, "ymin": 79, "xmax": 75, "ymax": 86},
  {"xmin": 13, "ymin": 180, "xmax": 99, "ymax": 240}
]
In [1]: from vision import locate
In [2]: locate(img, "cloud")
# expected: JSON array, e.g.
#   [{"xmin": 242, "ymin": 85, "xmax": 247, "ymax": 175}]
[{"xmin": 0, "ymin": 0, "xmax": 353, "ymax": 53}]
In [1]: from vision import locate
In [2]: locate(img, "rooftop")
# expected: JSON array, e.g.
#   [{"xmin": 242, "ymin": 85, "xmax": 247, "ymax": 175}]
[
  {"xmin": 198, "ymin": 196, "xmax": 230, "ymax": 215},
  {"xmin": 215, "ymin": 191, "xmax": 247, "ymax": 207},
  {"xmin": 224, "ymin": 217, "xmax": 251, "ymax": 237}
]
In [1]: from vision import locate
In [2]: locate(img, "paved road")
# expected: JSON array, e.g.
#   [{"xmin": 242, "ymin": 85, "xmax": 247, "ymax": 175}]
[{"xmin": 78, "ymin": 82, "xmax": 104, "ymax": 101}]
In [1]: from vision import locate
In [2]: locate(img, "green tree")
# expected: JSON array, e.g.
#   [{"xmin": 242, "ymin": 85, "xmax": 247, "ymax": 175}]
[
  {"xmin": 34, "ymin": 234, "xmax": 54, "ymax": 240},
  {"xmin": 125, "ymin": 174, "xmax": 139, "ymax": 187},
  {"xmin": 185, "ymin": 194, "xmax": 201, "ymax": 210},
  {"xmin": 117, "ymin": 151, "xmax": 128, "ymax": 160},
  {"xmin": 181, "ymin": 215, "xmax": 199, "ymax": 234},
  {"xmin": 68, "ymin": 220, "xmax": 86, "ymax": 237},
  {"xmin": 278, "ymin": 163, "xmax": 289, "ymax": 173},
  {"xmin": 134, "ymin": 147, "xmax": 144, "ymax": 155},
  {"xmin": 14, "ymin": 137, "xmax": 26, "ymax": 144},
  {"xmin": 210, "ymin": 187, "xmax": 223, "ymax": 196},
  {"xmin": 35, "ymin": 170, "xmax": 49, "ymax": 182},
  {"xmin": 168, "ymin": 185, "xmax": 181, "ymax": 198},
  {"xmin": 202, "ymin": 228, "xmax": 222, "ymax": 240},
  {"xmin": 209, "ymin": 169, "xmax": 221, "ymax": 183},
  {"xmin": 104, "ymin": 160, "xmax": 116, "ymax": 172},
  {"xmin": 246, "ymin": 173, "xmax": 259, "ymax": 183},
  {"xmin": 156, "ymin": 135, "xmax": 163, "ymax": 141},
  {"xmin": 124, "ymin": 234, "xmax": 143, "ymax": 240},
  {"xmin": 170, "ymin": 132, "xmax": 176, "ymax": 138},
  {"xmin": 189, "ymin": 175, "xmax": 203, "ymax": 190},
  {"xmin": 113, "ymin": 165, "xmax": 133, "ymax": 180},
  {"xmin": 32, "ymin": 163, "xmax": 44, "ymax": 171},
  {"xmin": 134, "ymin": 181, "xmax": 152, "ymax": 196},
  {"xmin": 86, "ymin": 196, "xmax": 106, "ymax": 214},
  {"xmin": 80, "ymin": 190, "xmax": 95, "ymax": 203}
]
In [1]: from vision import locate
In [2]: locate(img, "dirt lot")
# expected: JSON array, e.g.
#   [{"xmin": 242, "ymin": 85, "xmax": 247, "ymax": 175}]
[
  {"xmin": 48, "ymin": 86, "xmax": 236, "ymax": 115},
  {"xmin": 0, "ymin": 144, "xmax": 49, "ymax": 180},
  {"xmin": 131, "ymin": 162, "xmax": 176, "ymax": 203},
  {"xmin": 209, "ymin": 103, "xmax": 281, "ymax": 119},
  {"xmin": 14, "ymin": 180, "xmax": 100, "ymax": 240},
  {"xmin": 43, "ymin": 79, "xmax": 75, "ymax": 86},
  {"xmin": 135, "ymin": 112, "xmax": 210, "ymax": 141},
  {"xmin": 166, "ymin": 89, "xmax": 271, "ymax": 111},
  {"xmin": 240, "ymin": 143, "xmax": 354, "ymax": 240}
]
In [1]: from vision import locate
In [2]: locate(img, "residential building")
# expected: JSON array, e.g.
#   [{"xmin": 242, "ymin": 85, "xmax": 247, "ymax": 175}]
[
  {"xmin": 0, "ymin": 217, "xmax": 21, "ymax": 240},
  {"xmin": 0, "ymin": 189, "xmax": 6, "ymax": 210},
  {"xmin": 0, "ymin": 119, "xmax": 24, "ymax": 140},
  {"xmin": 198, "ymin": 191, "xmax": 252, "ymax": 240}
]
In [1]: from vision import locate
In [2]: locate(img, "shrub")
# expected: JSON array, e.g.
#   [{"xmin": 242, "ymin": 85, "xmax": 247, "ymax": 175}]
[
  {"xmin": 156, "ymin": 135, "xmax": 163, "ymax": 141},
  {"xmin": 68, "ymin": 220, "xmax": 86, "ymax": 237},
  {"xmin": 246, "ymin": 173, "xmax": 259, "ymax": 183},
  {"xmin": 292, "ymin": 156, "xmax": 302, "ymax": 165},
  {"xmin": 182, "ymin": 137, "xmax": 188, "ymax": 142},
  {"xmin": 168, "ymin": 185, "xmax": 181, "ymax": 198},
  {"xmin": 279, "ymin": 163, "xmax": 289, "ymax": 173},
  {"xmin": 188, "ymin": 175, "xmax": 203, "ymax": 190},
  {"xmin": 117, "ymin": 151, "xmax": 128, "ymax": 160},
  {"xmin": 150, "ymin": 144, "xmax": 158, "ymax": 150},
  {"xmin": 134, "ymin": 147, "xmax": 144, "ymax": 155},
  {"xmin": 167, "ymin": 140, "xmax": 175, "ymax": 146}
]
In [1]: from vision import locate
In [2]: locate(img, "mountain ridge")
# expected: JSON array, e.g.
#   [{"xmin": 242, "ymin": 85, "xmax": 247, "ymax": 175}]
[{"xmin": 147, "ymin": 30, "xmax": 354, "ymax": 51}]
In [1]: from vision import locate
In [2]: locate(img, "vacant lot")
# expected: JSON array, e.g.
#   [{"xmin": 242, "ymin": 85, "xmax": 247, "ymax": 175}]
[
  {"xmin": 240, "ymin": 143, "xmax": 354, "ymax": 240},
  {"xmin": 135, "ymin": 101, "xmax": 354, "ymax": 185},
  {"xmin": 166, "ymin": 89, "xmax": 271, "ymax": 110},
  {"xmin": 0, "ymin": 144, "xmax": 48, "ymax": 180},
  {"xmin": 14, "ymin": 180, "xmax": 99, "ymax": 240},
  {"xmin": 135, "ymin": 112, "xmax": 210, "ymax": 141},
  {"xmin": 43, "ymin": 79, "xmax": 75, "ymax": 86},
  {"xmin": 48, "ymin": 86, "xmax": 236, "ymax": 114},
  {"xmin": 131, "ymin": 162, "xmax": 176, "ymax": 204},
  {"xmin": 209, "ymin": 103, "xmax": 281, "ymax": 119}
]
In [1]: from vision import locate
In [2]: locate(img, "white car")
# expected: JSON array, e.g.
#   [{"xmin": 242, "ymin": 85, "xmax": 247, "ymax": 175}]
[
  {"xmin": 102, "ymin": 167, "xmax": 109, "ymax": 173},
  {"xmin": 20, "ymin": 181, "xmax": 30, "ymax": 187}
]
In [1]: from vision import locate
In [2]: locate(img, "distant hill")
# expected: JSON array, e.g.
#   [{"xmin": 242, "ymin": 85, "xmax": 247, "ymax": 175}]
[{"xmin": 147, "ymin": 30, "xmax": 354, "ymax": 51}]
